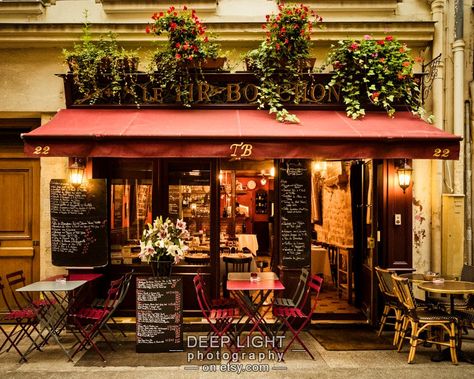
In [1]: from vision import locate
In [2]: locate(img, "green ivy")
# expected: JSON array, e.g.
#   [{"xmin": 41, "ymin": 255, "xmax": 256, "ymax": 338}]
[{"xmin": 327, "ymin": 35, "xmax": 427, "ymax": 120}]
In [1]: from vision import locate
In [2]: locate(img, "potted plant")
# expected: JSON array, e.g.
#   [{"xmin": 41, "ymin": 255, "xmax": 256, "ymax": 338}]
[
  {"xmin": 245, "ymin": 3, "xmax": 322, "ymax": 123},
  {"xmin": 63, "ymin": 16, "xmax": 140, "ymax": 105},
  {"xmin": 326, "ymin": 35, "xmax": 426, "ymax": 119},
  {"xmin": 147, "ymin": 5, "xmax": 223, "ymax": 106},
  {"xmin": 139, "ymin": 216, "xmax": 190, "ymax": 277}
]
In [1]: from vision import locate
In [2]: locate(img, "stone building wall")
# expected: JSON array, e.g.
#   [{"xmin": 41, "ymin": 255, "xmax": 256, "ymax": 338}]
[{"xmin": 314, "ymin": 162, "xmax": 353, "ymax": 247}]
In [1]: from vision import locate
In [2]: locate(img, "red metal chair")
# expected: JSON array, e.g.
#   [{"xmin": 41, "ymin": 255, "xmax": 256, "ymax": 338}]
[
  {"xmin": 70, "ymin": 281, "xmax": 122, "ymax": 362},
  {"xmin": 193, "ymin": 274, "xmax": 239, "ymax": 354},
  {"xmin": 272, "ymin": 274, "xmax": 323, "ymax": 359},
  {"xmin": 0, "ymin": 276, "xmax": 43, "ymax": 362},
  {"xmin": 6, "ymin": 271, "xmax": 55, "ymax": 311}
]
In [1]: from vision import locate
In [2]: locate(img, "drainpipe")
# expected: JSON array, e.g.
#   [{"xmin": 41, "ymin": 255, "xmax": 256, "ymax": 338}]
[
  {"xmin": 466, "ymin": 98, "xmax": 472, "ymax": 265},
  {"xmin": 429, "ymin": 0, "xmax": 446, "ymax": 274},
  {"xmin": 453, "ymin": 0, "xmax": 465, "ymax": 194}
]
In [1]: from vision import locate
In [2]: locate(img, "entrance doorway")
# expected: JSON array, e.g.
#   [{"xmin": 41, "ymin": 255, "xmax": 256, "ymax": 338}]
[{"xmin": 0, "ymin": 158, "xmax": 40, "ymax": 312}]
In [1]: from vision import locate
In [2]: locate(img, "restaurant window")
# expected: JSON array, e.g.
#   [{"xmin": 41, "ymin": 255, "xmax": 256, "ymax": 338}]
[
  {"xmin": 168, "ymin": 162, "xmax": 211, "ymax": 265},
  {"xmin": 108, "ymin": 159, "xmax": 153, "ymax": 265}
]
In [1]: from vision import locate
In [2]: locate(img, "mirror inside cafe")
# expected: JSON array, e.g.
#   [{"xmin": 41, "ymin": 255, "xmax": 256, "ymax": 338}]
[{"xmin": 104, "ymin": 158, "xmax": 369, "ymax": 322}]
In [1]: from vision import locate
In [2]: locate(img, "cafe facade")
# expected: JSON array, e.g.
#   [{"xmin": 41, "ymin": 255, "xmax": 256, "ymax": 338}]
[{"xmin": 0, "ymin": 0, "xmax": 472, "ymax": 325}]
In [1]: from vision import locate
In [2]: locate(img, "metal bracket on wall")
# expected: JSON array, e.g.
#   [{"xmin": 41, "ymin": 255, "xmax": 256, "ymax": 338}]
[{"xmin": 421, "ymin": 53, "xmax": 442, "ymax": 104}]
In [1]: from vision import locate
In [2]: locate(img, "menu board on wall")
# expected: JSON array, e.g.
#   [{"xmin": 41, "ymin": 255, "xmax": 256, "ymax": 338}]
[
  {"xmin": 280, "ymin": 160, "xmax": 311, "ymax": 268},
  {"xmin": 50, "ymin": 179, "xmax": 108, "ymax": 267},
  {"xmin": 136, "ymin": 277, "xmax": 183, "ymax": 353}
]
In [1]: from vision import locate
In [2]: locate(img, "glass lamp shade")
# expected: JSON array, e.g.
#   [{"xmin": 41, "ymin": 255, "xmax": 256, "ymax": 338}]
[
  {"xmin": 69, "ymin": 159, "xmax": 85, "ymax": 187},
  {"xmin": 397, "ymin": 161, "xmax": 413, "ymax": 193}
]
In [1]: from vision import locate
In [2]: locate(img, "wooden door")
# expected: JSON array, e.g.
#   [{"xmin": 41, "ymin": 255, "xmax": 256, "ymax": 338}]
[{"xmin": 0, "ymin": 159, "xmax": 40, "ymax": 311}]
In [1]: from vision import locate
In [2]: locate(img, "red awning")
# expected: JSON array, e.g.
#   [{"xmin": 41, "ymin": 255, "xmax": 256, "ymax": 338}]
[{"xmin": 22, "ymin": 109, "xmax": 461, "ymax": 160}]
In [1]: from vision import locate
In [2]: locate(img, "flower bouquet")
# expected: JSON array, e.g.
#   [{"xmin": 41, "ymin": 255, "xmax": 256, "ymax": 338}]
[{"xmin": 139, "ymin": 216, "xmax": 190, "ymax": 276}]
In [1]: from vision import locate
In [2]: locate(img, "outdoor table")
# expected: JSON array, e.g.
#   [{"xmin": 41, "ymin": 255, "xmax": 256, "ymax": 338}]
[
  {"xmin": 418, "ymin": 280, "xmax": 474, "ymax": 364},
  {"xmin": 16, "ymin": 277, "xmax": 98, "ymax": 361},
  {"xmin": 227, "ymin": 272, "xmax": 284, "ymax": 352},
  {"xmin": 418, "ymin": 281, "xmax": 474, "ymax": 314}
]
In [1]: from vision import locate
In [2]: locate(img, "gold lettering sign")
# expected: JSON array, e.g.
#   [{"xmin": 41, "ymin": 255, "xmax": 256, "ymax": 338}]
[
  {"xmin": 230, "ymin": 142, "xmax": 253, "ymax": 159},
  {"xmin": 33, "ymin": 146, "xmax": 50, "ymax": 155},
  {"xmin": 433, "ymin": 148, "xmax": 450, "ymax": 158}
]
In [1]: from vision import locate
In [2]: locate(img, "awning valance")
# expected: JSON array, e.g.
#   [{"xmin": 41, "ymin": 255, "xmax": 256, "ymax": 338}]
[{"xmin": 22, "ymin": 109, "xmax": 461, "ymax": 160}]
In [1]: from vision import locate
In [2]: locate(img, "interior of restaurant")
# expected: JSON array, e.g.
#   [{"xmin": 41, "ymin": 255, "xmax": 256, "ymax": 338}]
[{"xmin": 104, "ymin": 158, "xmax": 366, "ymax": 321}]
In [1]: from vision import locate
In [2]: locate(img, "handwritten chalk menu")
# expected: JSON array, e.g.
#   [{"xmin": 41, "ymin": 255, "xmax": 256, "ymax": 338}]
[
  {"xmin": 50, "ymin": 179, "xmax": 108, "ymax": 267},
  {"xmin": 136, "ymin": 277, "xmax": 183, "ymax": 353},
  {"xmin": 280, "ymin": 160, "xmax": 311, "ymax": 268}
]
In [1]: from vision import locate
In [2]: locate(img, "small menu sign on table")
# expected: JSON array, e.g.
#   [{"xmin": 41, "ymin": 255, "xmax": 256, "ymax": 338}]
[{"xmin": 136, "ymin": 277, "xmax": 183, "ymax": 353}]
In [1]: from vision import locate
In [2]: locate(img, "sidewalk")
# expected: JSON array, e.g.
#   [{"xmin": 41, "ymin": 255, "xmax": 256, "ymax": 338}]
[{"xmin": 1, "ymin": 328, "xmax": 473, "ymax": 379}]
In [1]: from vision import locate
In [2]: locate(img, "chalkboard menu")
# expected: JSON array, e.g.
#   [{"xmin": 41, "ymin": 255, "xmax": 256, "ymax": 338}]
[
  {"xmin": 280, "ymin": 160, "xmax": 311, "ymax": 268},
  {"xmin": 136, "ymin": 277, "xmax": 183, "ymax": 353},
  {"xmin": 50, "ymin": 179, "xmax": 108, "ymax": 267}
]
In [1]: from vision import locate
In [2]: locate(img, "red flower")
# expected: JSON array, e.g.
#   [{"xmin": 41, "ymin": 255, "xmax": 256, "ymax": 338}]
[
  {"xmin": 379, "ymin": 58, "xmax": 385, "ymax": 63},
  {"xmin": 145, "ymin": 25, "xmax": 151, "ymax": 34},
  {"xmin": 397, "ymin": 73, "xmax": 405, "ymax": 80},
  {"xmin": 159, "ymin": 12, "xmax": 164, "ymax": 17},
  {"xmin": 399, "ymin": 47, "xmax": 406, "ymax": 53},
  {"xmin": 415, "ymin": 56, "xmax": 423, "ymax": 63},
  {"xmin": 350, "ymin": 43, "xmax": 359, "ymax": 50},
  {"xmin": 204, "ymin": 36, "xmax": 209, "ymax": 42},
  {"xmin": 152, "ymin": 12, "xmax": 158, "ymax": 20},
  {"xmin": 371, "ymin": 91, "xmax": 380, "ymax": 99},
  {"xmin": 284, "ymin": 38, "xmax": 289, "ymax": 45},
  {"xmin": 170, "ymin": 22, "xmax": 177, "ymax": 30},
  {"xmin": 377, "ymin": 40, "xmax": 385, "ymax": 45},
  {"xmin": 385, "ymin": 35, "xmax": 393, "ymax": 41},
  {"xmin": 183, "ymin": 5, "xmax": 187, "ymax": 10},
  {"xmin": 188, "ymin": 56, "xmax": 193, "ymax": 61},
  {"xmin": 280, "ymin": 27, "xmax": 286, "ymax": 33},
  {"xmin": 275, "ymin": 43, "xmax": 281, "ymax": 51},
  {"xmin": 262, "ymin": 24, "xmax": 266, "ymax": 30},
  {"xmin": 175, "ymin": 42, "xmax": 181, "ymax": 48},
  {"xmin": 402, "ymin": 61, "xmax": 410, "ymax": 67},
  {"xmin": 265, "ymin": 15, "xmax": 270, "ymax": 21},
  {"xmin": 175, "ymin": 53, "xmax": 181, "ymax": 59}
]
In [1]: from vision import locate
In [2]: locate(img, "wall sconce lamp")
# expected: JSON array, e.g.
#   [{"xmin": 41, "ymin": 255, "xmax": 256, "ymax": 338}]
[
  {"xmin": 69, "ymin": 158, "xmax": 86, "ymax": 187},
  {"xmin": 312, "ymin": 161, "xmax": 327, "ymax": 178},
  {"xmin": 260, "ymin": 175, "xmax": 267, "ymax": 186},
  {"xmin": 397, "ymin": 159, "xmax": 413, "ymax": 193}
]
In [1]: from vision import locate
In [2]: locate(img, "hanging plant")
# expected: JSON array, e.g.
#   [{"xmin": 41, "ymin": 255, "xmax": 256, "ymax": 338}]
[
  {"xmin": 147, "ymin": 5, "xmax": 222, "ymax": 107},
  {"xmin": 245, "ymin": 2, "xmax": 322, "ymax": 123},
  {"xmin": 327, "ymin": 35, "xmax": 427, "ymax": 120},
  {"xmin": 63, "ymin": 14, "xmax": 140, "ymax": 105}
]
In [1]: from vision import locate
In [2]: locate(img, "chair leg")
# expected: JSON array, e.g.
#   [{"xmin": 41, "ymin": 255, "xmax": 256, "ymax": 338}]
[
  {"xmin": 449, "ymin": 322, "xmax": 458, "ymax": 365},
  {"xmin": 378, "ymin": 305, "xmax": 389, "ymax": 336},
  {"xmin": 397, "ymin": 317, "xmax": 408, "ymax": 352},
  {"xmin": 393, "ymin": 309, "xmax": 402, "ymax": 346},
  {"xmin": 407, "ymin": 321, "xmax": 418, "ymax": 364}
]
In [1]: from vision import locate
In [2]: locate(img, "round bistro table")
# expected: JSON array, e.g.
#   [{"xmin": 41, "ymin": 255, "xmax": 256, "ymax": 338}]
[{"xmin": 417, "ymin": 280, "xmax": 474, "ymax": 364}]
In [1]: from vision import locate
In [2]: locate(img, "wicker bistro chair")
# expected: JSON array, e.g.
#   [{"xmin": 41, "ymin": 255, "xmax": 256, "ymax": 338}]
[
  {"xmin": 391, "ymin": 274, "xmax": 459, "ymax": 364},
  {"xmin": 375, "ymin": 266, "xmax": 403, "ymax": 345}
]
